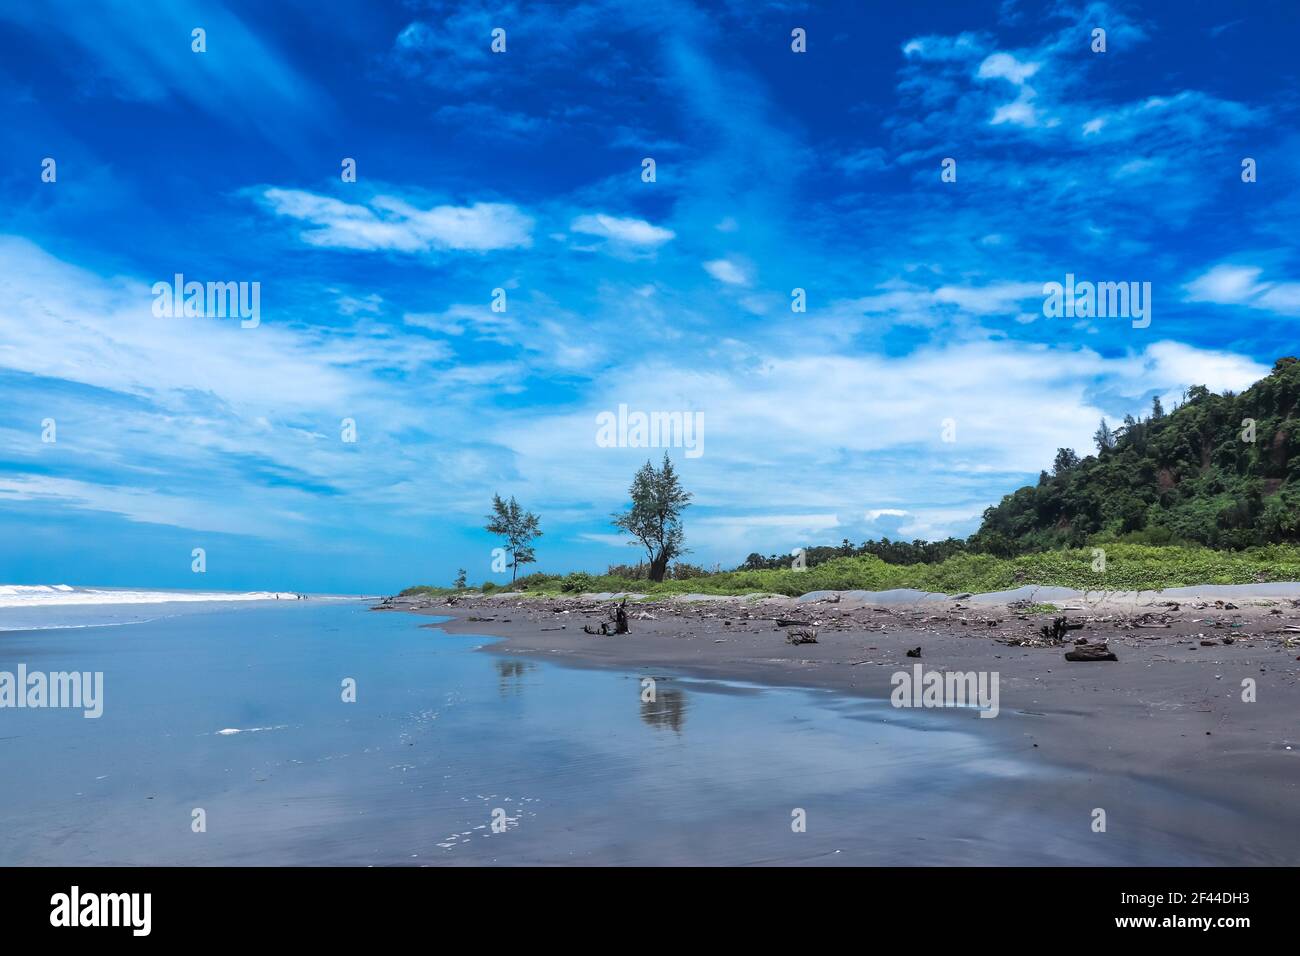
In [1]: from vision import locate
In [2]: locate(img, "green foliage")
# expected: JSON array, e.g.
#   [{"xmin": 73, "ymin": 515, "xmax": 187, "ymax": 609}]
[
  {"xmin": 972, "ymin": 358, "xmax": 1300, "ymax": 553},
  {"xmin": 562, "ymin": 571, "xmax": 595, "ymax": 592},
  {"xmin": 612, "ymin": 453, "xmax": 692, "ymax": 581},
  {"xmin": 510, "ymin": 572, "xmax": 562, "ymax": 591},
  {"xmin": 484, "ymin": 493, "xmax": 542, "ymax": 582},
  {"xmin": 741, "ymin": 536, "xmax": 969, "ymax": 570},
  {"xmin": 398, "ymin": 585, "xmax": 455, "ymax": 597},
  {"xmin": 491, "ymin": 543, "xmax": 1300, "ymax": 597}
]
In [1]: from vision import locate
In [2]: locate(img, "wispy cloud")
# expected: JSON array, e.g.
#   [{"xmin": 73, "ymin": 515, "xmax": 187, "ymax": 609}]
[
  {"xmin": 1185, "ymin": 264, "xmax": 1300, "ymax": 315},
  {"xmin": 258, "ymin": 189, "xmax": 534, "ymax": 253},
  {"xmin": 570, "ymin": 214, "xmax": 676, "ymax": 249}
]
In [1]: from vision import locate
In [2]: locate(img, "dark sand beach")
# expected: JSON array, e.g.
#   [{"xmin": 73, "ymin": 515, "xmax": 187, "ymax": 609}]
[{"xmin": 383, "ymin": 586, "xmax": 1300, "ymax": 863}]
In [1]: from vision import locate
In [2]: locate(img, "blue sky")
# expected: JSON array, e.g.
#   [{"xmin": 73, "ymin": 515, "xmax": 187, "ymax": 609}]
[{"xmin": 1, "ymin": 0, "xmax": 1298, "ymax": 592}]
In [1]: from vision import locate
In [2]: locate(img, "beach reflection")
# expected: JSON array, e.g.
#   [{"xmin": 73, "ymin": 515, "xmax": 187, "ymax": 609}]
[
  {"xmin": 495, "ymin": 658, "xmax": 536, "ymax": 696},
  {"xmin": 640, "ymin": 686, "xmax": 688, "ymax": 733}
]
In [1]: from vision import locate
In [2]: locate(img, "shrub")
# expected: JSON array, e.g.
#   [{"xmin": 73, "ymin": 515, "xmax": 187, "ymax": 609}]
[{"xmin": 562, "ymin": 571, "xmax": 596, "ymax": 593}]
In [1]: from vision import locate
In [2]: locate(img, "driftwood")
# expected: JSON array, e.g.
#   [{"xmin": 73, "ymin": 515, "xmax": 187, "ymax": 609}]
[
  {"xmin": 1064, "ymin": 642, "xmax": 1118, "ymax": 662},
  {"xmin": 584, "ymin": 597, "xmax": 631, "ymax": 636},
  {"xmin": 905, "ymin": 646, "xmax": 922, "ymax": 658},
  {"xmin": 786, "ymin": 628, "xmax": 818, "ymax": 645},
  {"xmin": 1040, "ymin": 616, "xmax": 1084, "ymax": 643}
]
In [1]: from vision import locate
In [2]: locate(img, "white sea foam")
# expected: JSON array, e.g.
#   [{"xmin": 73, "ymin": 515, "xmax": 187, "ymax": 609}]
[
  {"xmin": 0, "ymin": 584, "xmax": 305, "ymax": 609},
  {"xmin": 215, "ymin": 725, "xmax": 286, "ymax": 736}
]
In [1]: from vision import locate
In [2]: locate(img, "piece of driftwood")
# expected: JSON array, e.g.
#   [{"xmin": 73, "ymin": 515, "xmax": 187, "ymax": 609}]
[
  {"xmin": 1064, "ymin": 642, "xmax": 1117, "ymax": 662},
  {"xmin": 905, "ymin": 646, "xmax": 922, "ymax": 658},
  {"xmin": 786, "ymin": 628, "xmax": 818, "ymax": 645},
  {"xmin": 583, "ymin": 597, "xmax": 631, "ymax": 636},
  {"xmin": 1040, "ymin": 616, "xmax": 1084, "ymax": 643}
]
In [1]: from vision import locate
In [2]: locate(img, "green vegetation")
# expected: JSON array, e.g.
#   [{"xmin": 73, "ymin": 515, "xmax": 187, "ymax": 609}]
[
  {"xmin": 484, "ymin": 494, "xmax": 542, "ymax": 582},
  {"xmin": 405, "ymin": 360, "xmax": 1300, "ymax": 598},
  {"xmin": 403, "ymin": 543, "xmax": 1300, "ymax": 599},
  {"xmin": 740, "ymin": 536, "xmax": 969, "ymax": 570},
  {"xmin": 611, "ymin": 453, "xmax": 692, "ymax": 581},
  {"xmin": 972, "ymin": 357, "xmax": 1300, "ymax": 554}
]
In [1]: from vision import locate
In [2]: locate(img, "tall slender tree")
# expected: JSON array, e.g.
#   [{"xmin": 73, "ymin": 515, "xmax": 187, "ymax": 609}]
[
  {"xmin": 1093, "ymin": 418, "xmax": 1116, "ymax": 452},
  {"xmin": 612, "ymin": 453, "xmax": 692, "ymax": 582},
  {"xmin": 484, "ymin": 494, "xmax": 542, "ymax": 582}
]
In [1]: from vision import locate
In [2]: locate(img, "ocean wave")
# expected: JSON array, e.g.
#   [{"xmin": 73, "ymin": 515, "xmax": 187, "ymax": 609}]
[{"xmin": 0, "ymin": 584, "xmax": 308, "ymax": 608}]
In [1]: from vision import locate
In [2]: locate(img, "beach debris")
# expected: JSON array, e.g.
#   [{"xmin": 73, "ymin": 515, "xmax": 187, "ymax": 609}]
[
  {"xmin": 1200, "ymin": 639, "xmax": 1218, "ymax": 646},
  {"xmin": 1064, "ymin": 642, "xmax": 1118, "ymax": 662},
  {"xmin": 786, "ymin": 628, "xmax": 818, "ymax": 645},
  {"xmin": 1040, "ymin": 616, "xmax": 1084, "ymax": 643},
  {"xmin": 905, "ymin": 646, "xmax": 922, "ymax": 658},
  {"xmin": 951, "ymin": 593, "xmax": 972, "ymax": 601},
  {"xmin": 583, "ymin": 598, "xmax": 631, "ymax": 636},
  {"xmin": 775, "ymin": 618, "xmax": 806, "ymax": 627}
]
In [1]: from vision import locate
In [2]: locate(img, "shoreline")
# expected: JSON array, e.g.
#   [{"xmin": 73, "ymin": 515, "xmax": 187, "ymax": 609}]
[{"xmin": 380, "ymin": 587, "xmax": 1300, "ymax": 861}]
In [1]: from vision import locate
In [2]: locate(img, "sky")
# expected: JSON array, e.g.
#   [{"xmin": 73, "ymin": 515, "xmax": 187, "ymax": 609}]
[{"xmin": 1, "ymin": 0, "xmax": 1298, "ymax": 593}]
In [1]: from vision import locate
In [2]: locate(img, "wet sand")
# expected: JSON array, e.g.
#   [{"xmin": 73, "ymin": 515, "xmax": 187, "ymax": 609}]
[{"xmin": 383, "ymin": 586, "xmax": 1300, "ymax": 863}]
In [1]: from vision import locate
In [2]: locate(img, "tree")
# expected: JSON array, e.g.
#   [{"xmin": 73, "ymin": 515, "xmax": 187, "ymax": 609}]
[
  {"xmin": 1053, "ymin": 447, "xmax": 1080, "ymax": 476},
  {"xmin": 1151, "ymin": 395, "xmax": 1165, "ymax": 420},
  {"xmin": 484, "ymin": 494, "xmax": 542, "ymax": 582},
  {"xmin": 612, "ymin": 453, "xmax": 692, "ymax": 582},
  {"xmin": 1093, "ymin": 418, "xmax": 1116, "ymax": 453},
  {"xmin": 453, "ymin": 568, "xmax": 467, "ymax": 589}
]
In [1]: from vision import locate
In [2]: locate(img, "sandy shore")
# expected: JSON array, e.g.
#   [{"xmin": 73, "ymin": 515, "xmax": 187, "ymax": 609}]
[{"xmin": 375, "ymin": 585, "xmax": 1300, "ymax": 861}]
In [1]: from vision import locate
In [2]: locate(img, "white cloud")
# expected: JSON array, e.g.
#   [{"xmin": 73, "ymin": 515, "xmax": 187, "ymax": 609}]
[
  {"xmin": 703, "ymin": 258, "xmax": 751, "ymax": 286},
  {"xmin": 990, "ymin": 87, "xmax": 1041, "ymax": 127},
  {"xmin": 0, "ymin": 236, "xmax": 526, "ymax": 537},
  {"xmin": 902, "ymin": 33, "xmax": 988, "ymax": 62},
  {"xmin": 1184, "ymin": 264, "xmax": 1300, "ymax": 315},
  {"xmin": 570, "ymin": 214, "xmax": 675, "ymax": 247},
  {"xmin": 932, "ymin": 281, "xmax": 1043, "ymax": 313},
  {"xmin": 977, "ymin": 52, "xmax": 1040, "ymax": 85},
  {"xmin": 259, "ymin": 188, "xmax": 534, "ymax": 253},
  {"xmin": 1185, "ymin": 264, "xmax": 1265, "ymax": 303},
  {"xmin": 0, "ymin": 476, "xmax": 283, "ymax": 537}
]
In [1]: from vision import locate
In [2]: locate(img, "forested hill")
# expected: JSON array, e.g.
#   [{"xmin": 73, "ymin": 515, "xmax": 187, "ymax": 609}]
[{"xmin": 971, "ymin": 357, "xmax": 1300, "ymax": 554}]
